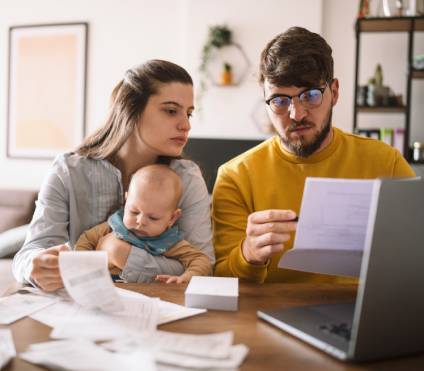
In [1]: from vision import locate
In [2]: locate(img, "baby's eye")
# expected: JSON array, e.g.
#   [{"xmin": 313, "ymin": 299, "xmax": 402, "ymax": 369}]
[{"xmin": 149, "ymin": 216, "xmax": 159, "ymax": 221}]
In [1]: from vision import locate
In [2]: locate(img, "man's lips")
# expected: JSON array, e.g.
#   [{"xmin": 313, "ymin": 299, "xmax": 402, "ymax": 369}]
[{"xmin": 289, "ymin": 125, "xmax": 312, "ymax": 133}]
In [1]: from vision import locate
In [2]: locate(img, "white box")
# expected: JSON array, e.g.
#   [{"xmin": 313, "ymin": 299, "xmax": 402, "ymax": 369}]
[{"xmin": 185, "ymin": 276, "xmax": 239, "ymax": 311}]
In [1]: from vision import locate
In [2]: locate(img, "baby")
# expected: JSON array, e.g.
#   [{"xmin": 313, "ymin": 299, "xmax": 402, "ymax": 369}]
[{"xmin": 75, "ymin": 164, "xmax": 211, "ymax": 283}]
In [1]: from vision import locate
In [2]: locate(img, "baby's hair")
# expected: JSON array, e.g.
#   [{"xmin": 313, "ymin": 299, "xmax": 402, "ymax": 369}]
[{"xmin": 128, "ymin": 164, "xmax": 183, "ymax": 208}]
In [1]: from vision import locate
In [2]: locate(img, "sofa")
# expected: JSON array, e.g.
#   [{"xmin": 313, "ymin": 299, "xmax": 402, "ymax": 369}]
[{"xmin": 0, "ymin": 189, "xmax": 37, "ymax": 257}]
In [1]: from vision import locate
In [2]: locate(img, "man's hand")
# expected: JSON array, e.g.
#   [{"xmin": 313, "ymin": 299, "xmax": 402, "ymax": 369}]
[
  {"xmin": 155, "ymin": 273, "xmax": 191, "ymax": 284},
  {"xmin": 31, "ymin": 244, "xmax": 69, "ymax": 292},
  {"xmin": 242, "ymin": 209, "xmax": 298, "ymax": 265},
  {"xmin": 96, "ymin": 233, "xmax": 131, "ymax": 269}
]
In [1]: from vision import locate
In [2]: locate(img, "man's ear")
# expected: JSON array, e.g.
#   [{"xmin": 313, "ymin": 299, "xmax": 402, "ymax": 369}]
[
  {"xmin": 169, "ymin": 208, "xmax": 182, "ymax": 227},
  {"xmin": 330, "ymin": 78, "xmax": 339, "ymax": 106}
]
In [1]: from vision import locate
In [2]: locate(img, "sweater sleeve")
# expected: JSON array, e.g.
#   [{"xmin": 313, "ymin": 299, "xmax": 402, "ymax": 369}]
[
  {"xmin": 75, "ymin": 222, "xmax": 110, "ymax": 251},
  {"xmin": 164, "ymin": 240, "xmax": 212, "ymax": 277},
  {"xmin": 212, "ymin": 166, "xmax": 269, "ymax": 283}
]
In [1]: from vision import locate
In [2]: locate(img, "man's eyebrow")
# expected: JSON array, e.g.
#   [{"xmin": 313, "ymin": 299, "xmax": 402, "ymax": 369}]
[{"xmin": 160, "ymin": 101, "xmax": 194, "ymax": 110}]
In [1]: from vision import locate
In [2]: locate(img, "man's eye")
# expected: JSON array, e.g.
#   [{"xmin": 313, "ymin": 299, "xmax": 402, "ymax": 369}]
[{"xmin": 272, "ymin": 97, "xmax": 290, "ymax": 107}]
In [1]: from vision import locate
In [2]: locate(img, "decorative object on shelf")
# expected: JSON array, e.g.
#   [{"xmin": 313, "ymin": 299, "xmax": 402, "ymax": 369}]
[
  {"xmin": 412, "ymin": 141, "xmax": 424, "ymax": 162},
  {"xmin": 364, "ymin": 63, "xmax": 401, "ymax": 107},
  {"xmin": 358, "ymin": 0, "xmax": 371, "ymax": 18},
  {"xmin": 7, "ymin": 22, "xmax": 88, "ymax": 159},
  {"xmin": 220, "ymin": 62, "xmax": 233, "ymax": 86},
  {"xmin": 413, "ymin": 54, "xmax": 424, "ymax": 70},
  {"xmin": 198, "ymin": 24, "xmax": 250, "ymax": 103}
]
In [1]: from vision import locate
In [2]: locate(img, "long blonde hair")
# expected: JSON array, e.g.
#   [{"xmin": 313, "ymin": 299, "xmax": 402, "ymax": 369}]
[{"xmin": 75, "ymin": 60, "xmax": 193, "ymax": 160}]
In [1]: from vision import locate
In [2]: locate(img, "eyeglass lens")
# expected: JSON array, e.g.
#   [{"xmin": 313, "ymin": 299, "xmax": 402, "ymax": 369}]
[{"xmin": 270, "ymin": 88, "xmax": 323, "ymax": 113}]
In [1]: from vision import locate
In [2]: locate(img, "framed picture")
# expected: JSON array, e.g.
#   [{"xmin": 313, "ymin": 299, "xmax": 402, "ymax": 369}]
[{"xmin": 7, "ymin": 22, "xmax": 88, "ymax": 159}]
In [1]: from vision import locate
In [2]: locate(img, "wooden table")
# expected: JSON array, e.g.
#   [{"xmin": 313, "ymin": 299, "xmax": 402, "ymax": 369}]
[{"xmin": 2, "ymin": 282, "xmax": 424, "ymax": 370}]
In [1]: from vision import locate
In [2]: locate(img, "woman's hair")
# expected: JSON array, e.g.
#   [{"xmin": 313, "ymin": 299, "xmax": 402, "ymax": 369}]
[
  {"xmin": 259, "ymin": 27, "xmax": 333, "ymax": 88},
  {"xmin": 75, "ymin": 59, "xmax": 193, "ymax": 160}
]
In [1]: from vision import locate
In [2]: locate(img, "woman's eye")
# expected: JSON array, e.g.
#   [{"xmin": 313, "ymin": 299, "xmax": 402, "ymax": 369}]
[
  {"xmin": 165, "ymin": 109, "xmax": 177, "ymax": 115},
  {"xmin": 187, "ymin": 112, "xmax": 193, "ymax": 118}
]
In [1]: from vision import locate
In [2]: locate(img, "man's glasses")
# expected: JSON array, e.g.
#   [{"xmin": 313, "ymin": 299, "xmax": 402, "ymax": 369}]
[{"xmin": 265, "ymin": 85, "xmax": 327, "ymax": 115}]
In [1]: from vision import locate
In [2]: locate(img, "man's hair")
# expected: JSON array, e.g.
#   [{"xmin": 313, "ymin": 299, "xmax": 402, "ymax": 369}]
[{"xmin": 259, "ymin": 27, "xmax": 333, "ymax": 87}]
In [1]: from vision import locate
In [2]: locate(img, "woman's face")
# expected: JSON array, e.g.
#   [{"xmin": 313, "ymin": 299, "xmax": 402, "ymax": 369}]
[{"xmin": 135, "ymin": 82, "xmax": 194, "ymax": 158}]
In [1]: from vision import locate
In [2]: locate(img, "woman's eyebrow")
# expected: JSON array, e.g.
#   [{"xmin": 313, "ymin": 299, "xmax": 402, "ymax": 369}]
[{"xmin": 160, "ymin": 101, "xmax": 194, "ymax": 110}]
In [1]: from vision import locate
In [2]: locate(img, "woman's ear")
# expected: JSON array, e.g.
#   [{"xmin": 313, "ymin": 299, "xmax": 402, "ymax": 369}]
[
  {"xmin": 169, "ymin": 208, "xmax": 182, "ymax": 227},
  {"xmin": 124, "ymin": 191, "xmax": 128, "ymax": 200}
]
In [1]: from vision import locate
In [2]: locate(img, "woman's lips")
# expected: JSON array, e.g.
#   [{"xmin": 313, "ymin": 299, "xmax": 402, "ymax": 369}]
[{"xmin": 171, "ymin": 137, "xmax": 187, "ymax": 145}]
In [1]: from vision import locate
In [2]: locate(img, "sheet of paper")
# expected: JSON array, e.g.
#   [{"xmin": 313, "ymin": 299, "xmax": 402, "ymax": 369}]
[
  {"xmin": 59, "ymin": 251, "xmax": 124, "ymax": 312},
  {"xmin": 0, "ymin": 329, "xmax": 16, "ymax": 369},
  {"xmin": 0, "ymin": 292, "xmax": 58, "ymax": 324},
  {"xmin": 19, "ymin": 339, "xmax": 156, "ymax": 371},
  {"xmin": 102, "ymin": 330, "xmax": 234, "ymax": 359},
  {"xmin": 116, "ymin": 287, "xmax": 206, "ymax": 325},
  {"xmin": 156, "ymin": 344, "xmax": 249, "ymax": 369},
  {"xmin": 50, "ymin": 295, "xmax": 159, "ymax": 340},
  {"xmin": 279, "ymin": 178, "xmax": 375, "ymax": 277}
]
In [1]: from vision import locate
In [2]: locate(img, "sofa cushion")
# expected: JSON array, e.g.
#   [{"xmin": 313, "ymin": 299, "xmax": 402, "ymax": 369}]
[
  {"xmin": 0, "ymin": 189, "xmax": 37, "ymax": 233},
  {"xmin": 0, "ymin": 224, "xmax": 28, "ymax": 258}
]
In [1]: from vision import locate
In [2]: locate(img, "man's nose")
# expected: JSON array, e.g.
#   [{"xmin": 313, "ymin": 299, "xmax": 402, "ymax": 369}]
[{"xmin": 288, "ymin": 98, "xmax": 307, "ymax": 122}]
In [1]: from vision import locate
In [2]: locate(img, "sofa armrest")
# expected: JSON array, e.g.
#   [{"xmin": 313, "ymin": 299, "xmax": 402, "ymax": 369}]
[{"xmin": 0, "ymin": 224, "xmax": 28, "ymax": 258}]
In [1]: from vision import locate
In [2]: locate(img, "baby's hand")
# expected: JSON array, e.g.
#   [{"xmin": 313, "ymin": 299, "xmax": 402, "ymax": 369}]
[{"xmin": 155, "ymin": 274, "xmax": 189, "ymax": 284}]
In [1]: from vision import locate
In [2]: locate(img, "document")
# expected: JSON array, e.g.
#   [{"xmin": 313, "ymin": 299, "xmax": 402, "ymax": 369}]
[
  {"xmin": 19, "ymin": 339, "xmax": 155, "ymax": 371},
  {"xmin": 102, "ymin": 330, "xmax": 234, "ymax": 359},
  {"xmin": 49, "ymin": 295, "xmax": 159, "ymax": 340},
  {"xmin": 0, "ymin": 292, "xmax": 58, "ymax": 324},
  {"xmin": 59, "ymin": 251, "xmax": 124, "ymax": 312},
  {"xmin": 0, "ymin": 329, "xmax": 15, "ymax": 369},
  {"xmin": 279, "ymin": 178, "xmax": 375, "ymax": 277}
]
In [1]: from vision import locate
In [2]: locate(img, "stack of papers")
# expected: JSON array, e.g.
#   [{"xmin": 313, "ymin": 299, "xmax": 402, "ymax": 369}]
[{"xmin": 185, "ymin": 276, "xmax": 239, "ymax": 311}]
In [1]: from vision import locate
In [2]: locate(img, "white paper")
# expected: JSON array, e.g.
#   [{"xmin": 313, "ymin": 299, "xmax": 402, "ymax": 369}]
[
  {"xmin": 116, "ymin": 287, "xmax": 206, "ymax": 325},
  {"xmin": 156, "ymin": 344, "xmax": 249, "ymax": 369},
  {"xmin": 0, "ymin": 329, "xmax": 16, "ymax": 369},
  {"xmin": 0, "ymin": 292, "xmax": 57, "ymax": 325},
  {"xmin": 185, "ymin": 277, "xmax": 239, "ymax": 297},
  {"xmin": 19, "ymin": 339, "xmax": 156, "ymax": 371},
  {"xmin": 59, "ymin": 251, "xmax": 124, "ymax": 312},
  {"xmin": 50, "ymin": 294, "xmax": 159, "ymax": 340},
  {"xmin": 102, "ymin": 330, "xmax": 234, "ymax": 359},
  {"xmin": 279, "ymin": 178, "xmax": 375, "ymax": 277}
]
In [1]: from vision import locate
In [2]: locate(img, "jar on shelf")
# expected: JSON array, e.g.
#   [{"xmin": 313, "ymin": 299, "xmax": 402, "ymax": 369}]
[{"xmin": 412, "ymin": 142, "xmax": 424, "ymax": 163}]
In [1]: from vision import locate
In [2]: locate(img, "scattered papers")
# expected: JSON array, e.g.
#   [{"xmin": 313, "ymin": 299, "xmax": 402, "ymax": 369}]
[
  {"xmin": 59, "ymin": 251, "xmax": 124, "ymax": 312},
  {"xmin": 102, "ymin": 330, "xmax": 248, "ymax": 370},
  {"xmin": 279, "ymin": 178, "xmax": 375, "ymax": 277},
  {"xmin": 185, "ymin": 276, "xmax": 239, "ymax": 311},
  {"xmin": 0, "ymin": 329, "xmax": 16, "ymax": 369},
  {"xmin": 19, "ymin": 339, "xmax": 155, "ymax": 371},
  {"xmin": 102, "ymin": 330, "xmax": 234, "ymax": 359},
  {"xmin": 0, "ymin": 292, "xmax": 58, "ymax": 325}
]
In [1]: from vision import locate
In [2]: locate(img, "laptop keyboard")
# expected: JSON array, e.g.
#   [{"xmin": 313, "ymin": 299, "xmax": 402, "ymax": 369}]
[{"xmin": 319, "ymin": 322, "xmax": 351, "ymax": 341}]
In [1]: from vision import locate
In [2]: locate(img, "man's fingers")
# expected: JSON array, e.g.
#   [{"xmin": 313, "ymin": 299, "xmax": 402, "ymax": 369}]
[
  {"xmin": 253, "ymin": 232, "xmax": 291, "ymax": 248},
  {"xmin": 247, "ymin": 221, "xmax": 297, "ymax": 237},
  {"xmin": 248, "ymin": 209, "xmax": 297, "ymax": 224},
  {"xmin": 255, "ymin": 244, "xmax": 285, "ymax": 261}
]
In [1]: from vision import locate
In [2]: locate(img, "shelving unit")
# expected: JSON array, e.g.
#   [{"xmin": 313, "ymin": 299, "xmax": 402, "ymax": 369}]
[{"xmin": 353, "ymin": 16, "xmax": 424, "ymax": 160}]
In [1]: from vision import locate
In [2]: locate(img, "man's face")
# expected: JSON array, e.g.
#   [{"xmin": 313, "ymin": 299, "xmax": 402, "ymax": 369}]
[{"xmin": 264, "ymin": 79, "xmax": 339, "ymax": 157}]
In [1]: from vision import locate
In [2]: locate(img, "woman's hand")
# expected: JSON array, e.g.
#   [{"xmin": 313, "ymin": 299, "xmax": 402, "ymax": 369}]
[
  {"xmin": 96, "ymin": 233, "xmax": 131, "ymax": 269},
  {"xmin": 242, "ymin": 209, "xmax": 298, "ymax": 265},
  {"xmin": 31, "ymin": 244, "xmax": 69, "ymax": 292}
]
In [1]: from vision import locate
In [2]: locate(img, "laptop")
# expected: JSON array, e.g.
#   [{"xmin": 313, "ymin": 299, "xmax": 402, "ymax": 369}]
[{"xmin": 258, "ymin": 177, "xmax": 424, "ymax": 362}]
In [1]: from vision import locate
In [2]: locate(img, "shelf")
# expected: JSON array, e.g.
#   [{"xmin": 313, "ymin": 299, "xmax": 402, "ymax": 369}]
[
  {"xmin": 412, "ymin": 69, "xmax": 424, "ymax": 79},
  {"xmin": 357, "ymin": 16, "xmax": 424, "ymax": 32},
  {"xmin": 356, "ymin": 106, "xmax": 406, "ymax": 113}
]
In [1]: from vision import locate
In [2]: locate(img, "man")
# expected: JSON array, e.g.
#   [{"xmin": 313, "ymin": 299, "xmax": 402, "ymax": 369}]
[{"xmin": 212, "ymin": 27, "xmax": 414, "ymax": 284}]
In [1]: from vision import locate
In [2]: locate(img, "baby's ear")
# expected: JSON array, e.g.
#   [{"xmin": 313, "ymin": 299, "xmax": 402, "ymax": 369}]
[{"xmin": 169, "ymin": 208, "xmax": 182, "ymax": 226}]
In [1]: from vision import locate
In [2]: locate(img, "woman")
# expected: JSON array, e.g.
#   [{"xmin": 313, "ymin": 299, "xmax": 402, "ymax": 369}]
[{"xmin": 12, "ymin": 60, "xmax": 214, "ymax": 292}]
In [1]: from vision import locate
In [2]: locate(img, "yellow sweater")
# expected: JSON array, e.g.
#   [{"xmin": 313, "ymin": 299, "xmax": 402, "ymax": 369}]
[{"xmin": 212, "ymin": 128, "xmax": 415, "ymax": 283}]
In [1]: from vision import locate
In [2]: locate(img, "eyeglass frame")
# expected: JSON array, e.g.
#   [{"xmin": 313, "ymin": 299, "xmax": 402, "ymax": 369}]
[{"xmin": 264, "ymin": 84, "xmax": 329, "ymax": 115}]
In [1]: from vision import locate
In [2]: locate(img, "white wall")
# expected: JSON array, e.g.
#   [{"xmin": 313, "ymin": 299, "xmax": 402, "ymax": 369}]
[
  {"xmin": 1, "ymin": 0, "xmax": 421, "ymax": 190},
  {"xmin": 0, "ymin": 0, "xmax": 322, "ymax": 189}
]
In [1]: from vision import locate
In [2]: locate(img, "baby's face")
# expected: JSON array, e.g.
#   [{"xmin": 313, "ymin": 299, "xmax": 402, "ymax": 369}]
[{"xmin": 123, "ymin": 186, "xmax": 178, "ymax": 238}]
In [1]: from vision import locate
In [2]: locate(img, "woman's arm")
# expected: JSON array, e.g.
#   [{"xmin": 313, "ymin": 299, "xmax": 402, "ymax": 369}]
[{"xmin": 12, "ymin": 156, "xmax": 70, "ymax": 285}]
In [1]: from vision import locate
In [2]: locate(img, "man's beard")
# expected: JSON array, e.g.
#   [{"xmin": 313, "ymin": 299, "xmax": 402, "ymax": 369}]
[{"xmin": 280, "ymin": 108, "xmax": 332, "ymax": 158}]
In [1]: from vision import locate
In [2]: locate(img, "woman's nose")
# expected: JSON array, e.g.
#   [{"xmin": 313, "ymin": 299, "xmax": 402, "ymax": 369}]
[{"xmin": 178, "ymin": 115, "xmax": 191, "ymax": 131}]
